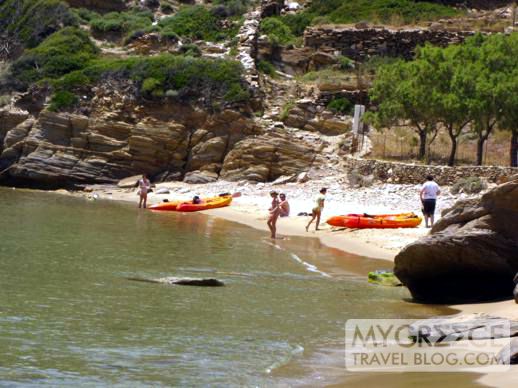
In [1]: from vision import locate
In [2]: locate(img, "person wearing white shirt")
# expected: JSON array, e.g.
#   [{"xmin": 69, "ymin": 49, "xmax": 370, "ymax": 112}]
[
  {"xmin": 420, "ymin": 175, "xmax": 441, "ymax": 228},
  {"xmin": 138, "ymin": 174, "xmax": 151, "ymax": 209}
]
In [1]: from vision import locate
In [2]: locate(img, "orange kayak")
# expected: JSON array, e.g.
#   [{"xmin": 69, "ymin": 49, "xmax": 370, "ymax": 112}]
[
  {"xmin": 148, "ymin": 200, "xmax": 182, "ymax": 211},
  {"xmin": 176, "ymin": 196, "xmax": 232, "ymax": 212},
  {"xmin": 327, "ymin": 212, "xmax": 422, "ymax": 229}
]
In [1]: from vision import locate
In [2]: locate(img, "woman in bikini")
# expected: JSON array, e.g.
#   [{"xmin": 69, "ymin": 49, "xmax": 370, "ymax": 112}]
[{"xmin": 306, "ymin": 187, "xmax": 327, "ymax": 231}]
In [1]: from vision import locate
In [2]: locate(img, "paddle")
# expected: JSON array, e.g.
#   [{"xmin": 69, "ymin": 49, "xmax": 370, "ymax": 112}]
[{"xmin": 219, "ymin": 192, "xmax": 242, "ymax": 198}]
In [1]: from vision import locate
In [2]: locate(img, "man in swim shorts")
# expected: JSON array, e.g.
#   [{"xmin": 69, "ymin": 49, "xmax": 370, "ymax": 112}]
[{"xmin": 420, "ymin": 175, "xmax": 440, "ymax": 228}]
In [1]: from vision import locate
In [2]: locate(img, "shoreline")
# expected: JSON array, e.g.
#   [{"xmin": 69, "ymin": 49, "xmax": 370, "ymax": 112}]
[{"xmin": 5, "ymin": 182, "xmax": 516, "ymax": 387}]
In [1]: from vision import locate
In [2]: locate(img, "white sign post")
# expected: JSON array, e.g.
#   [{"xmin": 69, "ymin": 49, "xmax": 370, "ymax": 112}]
[{"xmin": 352, "ymin": 104, "xmax": 366, "ymax": 153}]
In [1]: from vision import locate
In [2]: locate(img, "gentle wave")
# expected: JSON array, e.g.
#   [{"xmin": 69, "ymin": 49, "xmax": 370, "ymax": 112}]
[
  {"xmin": 263, "ymin": 241, "xmax": 332, "ymax": 278},
  {"xmin": 265, "ymin": 344, "xmax": 305, "ymax": 374}
]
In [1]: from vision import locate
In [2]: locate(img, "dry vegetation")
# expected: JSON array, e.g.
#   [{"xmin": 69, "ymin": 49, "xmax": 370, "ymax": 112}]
[{"xmin": 370, "ymin": 127, "xmax": 511, "ymax": 166}]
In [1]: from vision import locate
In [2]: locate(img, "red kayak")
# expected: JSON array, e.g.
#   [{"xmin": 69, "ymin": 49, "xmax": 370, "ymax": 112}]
[
  {"xmin": 176, "ymin": 196, "xmax": 232, "ymax": 212},
  {"xmin": 327, "ymin": 213, "xmax": 422, "ymax": 229}
]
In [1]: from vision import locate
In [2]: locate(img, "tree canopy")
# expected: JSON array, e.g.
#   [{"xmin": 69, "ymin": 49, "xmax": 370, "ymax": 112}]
[{"xmin": 368, "ymin": 33, "xmax": 518, "ymax": 166}]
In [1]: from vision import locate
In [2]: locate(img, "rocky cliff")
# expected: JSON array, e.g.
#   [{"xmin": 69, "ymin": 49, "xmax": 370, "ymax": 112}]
[
  {"xmin": 394, "ymin": 176, "xmax": 518, "ymax": 303},
  {"xmin": 0, "ymin": 99, "xmax": 318, "ymax": 188}
]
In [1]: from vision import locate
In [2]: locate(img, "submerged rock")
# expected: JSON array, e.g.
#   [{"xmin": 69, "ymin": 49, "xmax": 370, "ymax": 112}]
[
  {"xmin": 128, "ymin": 277, "xmax": 225, "ymax": 287},
  {"xmin": 395, "ymin": 177, "xmax": 518, "ymax": 303}
]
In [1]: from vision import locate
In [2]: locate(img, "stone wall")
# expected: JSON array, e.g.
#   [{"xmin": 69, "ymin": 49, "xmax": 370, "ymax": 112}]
[
  {"xmin": 417, "ymin": 0, "xmax": 512, "ymax": 9},
  {"xmin": 304, "ymin": 26, "xmax": 475, "ymax": 61},
  {"xmin": 345, "ymin": 156, "xmax": 517, "ymax": 185}
]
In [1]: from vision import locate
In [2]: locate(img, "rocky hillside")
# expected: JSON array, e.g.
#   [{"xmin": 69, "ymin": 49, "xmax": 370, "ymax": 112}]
[{"xmin": 1, "ymin": 0, "xmax": 516, "ymax": 188}]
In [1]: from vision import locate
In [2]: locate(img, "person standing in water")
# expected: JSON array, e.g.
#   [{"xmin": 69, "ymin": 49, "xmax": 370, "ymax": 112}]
[
  {"xmin": 306, "ymin": 188, "xmax": 327, "ymax": 231},
  {"xmin": 420, "ymin": 175, "xmax": 440, "ymax": 228},
  {"xmin": 279, "ymin": 193, "xmax": 290, "ymax": 217},
  {"xmin": 267, "ymin": 191, "xmax": 280, "ymax": 239},
  {"xmin": 138, "ymin": 174, "xmax": 151, "ymax": 209}
]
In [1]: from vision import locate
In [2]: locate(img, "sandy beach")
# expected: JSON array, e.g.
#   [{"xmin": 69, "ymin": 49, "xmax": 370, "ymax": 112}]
[{"xmin": 72, "ymin": 177, "xmax": 474, "ymax": 260}]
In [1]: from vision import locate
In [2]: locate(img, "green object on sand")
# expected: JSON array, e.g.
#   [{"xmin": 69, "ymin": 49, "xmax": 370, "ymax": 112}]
[{"xmin": 368, "ymin": 270, "xmax": 402, "ymax": 287}]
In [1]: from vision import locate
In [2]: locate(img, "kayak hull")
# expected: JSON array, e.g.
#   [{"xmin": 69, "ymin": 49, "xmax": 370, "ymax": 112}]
[
  {"xmin": 148, "ymin": 201, "xmax": 181, "ymax": 211},
  {"xmin": 327, "ymin": 213, "xmax": 422, "ymax": 229},
  {"xmin": 177, "ymin": 196, "xmax": 232, "ymax": 212}
]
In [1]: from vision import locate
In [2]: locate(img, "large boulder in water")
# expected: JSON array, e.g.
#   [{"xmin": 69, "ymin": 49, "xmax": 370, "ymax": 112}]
[{"xmin": 394, "ymin": 176, "xmax": 518, "ymax": 303}]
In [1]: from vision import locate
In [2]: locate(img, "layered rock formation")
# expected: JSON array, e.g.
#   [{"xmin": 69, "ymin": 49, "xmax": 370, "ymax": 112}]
[
  {"xmin": 220, "ymin": 131, "xmax": 316, "ymax": 181},
  {"xmin": 282, "ymin": 98, "xmax": 352, "ymax": 135},
  {"xmin": 394, "ymin": 176, "xmax": 518, "ymax": 303},
  {"xmin": 0, "ymin": 92, "xmax": 321, "ymax": 187}
]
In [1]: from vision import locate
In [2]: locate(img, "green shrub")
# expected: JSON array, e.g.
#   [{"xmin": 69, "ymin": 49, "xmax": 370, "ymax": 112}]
[
  {"xmin": 179, "ymin": 43, "xmax": 202, "ymax": 57},
  {"xmin": 72, "ymin": 7, "xmax": 99, "ymax": 23},
  {"xmin": 281, "ymin": 13, "xmax": 312, "ymax": 36},
  {"xmin": 280, "ymin": 100, "xmax": 295, "ymax": 121},
  {"xmin": 142, "ymin": 77, "xmax": 162, "ymax": 93},
  {"xmin": 11, "ymin": 27, "xmax": 98, "ymax": 86},
  {"xmin": 90, "ymin": 9, "xmax": 153, "ymax": 38},
  {"xmin": 327, "ymin": 97, "xmax": 352, "ymax": 115},
  {"xmin": 272, "ymin": 0, "xmax": 461, "ymax": 37},
  {"xmin": 451, "ymin": 177, "xmax": 488, "ymax": 194},
  {"xmin": 160, "ymin": 3, "xmax": 174, "ymax": 14},
  {"xmin": 48, "ymin": 90, "xmax": 78, "ymax": 111},
  {"xmin": 0, "ymin": 0, "xmax": 78, "ymax": 48},
  {"xmin": 224, "ymin": 83, "xmax": 250, "ymax": 103},
  {"xmin": 260, "ymin": 17, "xmax": 296, "ymax": 46},
  {"xmin": 305, "ymin": 0, "xmax": 460, "ymax": 25},
  {"xmin": 257, "ymin": 60, "xmax": 277, "ymax": 77},
  {"xmin": 159, "ymin": 5, "xmax": 238, "ymax": 42},
  {"xmin": 338, "ymin": 56, "xmax": 354, "ymax": 70},
  {"xmin": 52, "ymin": 54, "xmax": 250, "ymax": 106}
]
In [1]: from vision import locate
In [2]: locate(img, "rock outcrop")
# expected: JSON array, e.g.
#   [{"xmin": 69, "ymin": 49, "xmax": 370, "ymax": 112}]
[
  {"xmin": 0, "ymin": 86, "xmax": 327, "ymax": 186},
  {"xmin": 220, "ymin": 131, "xmax": 316, "ymax": 182},
  {"xmin": 128, "ymin": 277, "xmax": 225, "ymax": 287},
  {"xmin": 394, "ymin": 176, "xmax": 518, "ymax": 303},
  {"xmin": 0, "ymin": 105, "xmax": 264, "ymax": 187},
  {"xmin": 409, "ymin": 313, "xmax": 518, "ymax": 342},
  {"xmin": 283, "ymin": 98, "xmax": 352, "ymax": 135}
]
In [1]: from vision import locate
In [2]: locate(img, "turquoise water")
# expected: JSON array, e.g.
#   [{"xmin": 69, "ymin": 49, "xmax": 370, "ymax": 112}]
[{"xmin": 0, "ymin": 188, "xmax": 475, "ymax": 386}]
